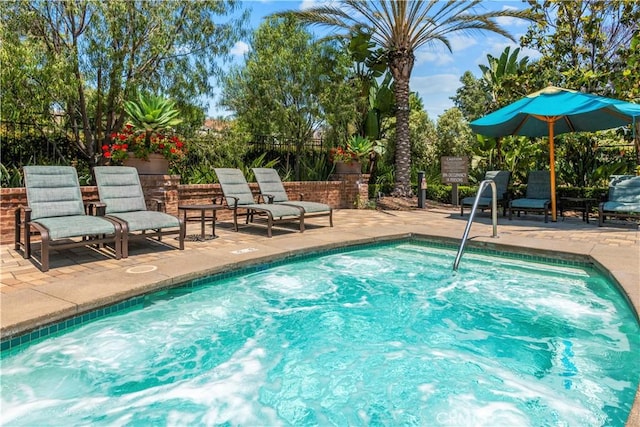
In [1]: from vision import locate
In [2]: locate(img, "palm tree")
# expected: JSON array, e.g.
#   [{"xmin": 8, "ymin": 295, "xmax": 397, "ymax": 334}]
[{"xmin": 276, "ymin": 1, "xmax": 532, "ymax": 196}]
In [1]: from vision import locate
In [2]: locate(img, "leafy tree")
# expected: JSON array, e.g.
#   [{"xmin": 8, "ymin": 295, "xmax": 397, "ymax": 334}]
[
  {"xmin": 276, "ymin": 0, "xmax": 531, "ymax": 196},
  {"xmin": 221, "ymin": 16, "xmax": 358, "ymax": 179},
  {"xmin": 347, "ymin": 29, "xmax": 394, "ymax": 142},
  {"xmin": 521, "ymin": 0, "xmax": 640, "ymax": 165},
  {"xmin": 1, "ymin": 0, "xmax": 248, "ymax": 166},
  {"xmin": 479, "ymin": 47, "xmax": 530, "ymax": 109},
  {"xmin": 451, "ymin": 71, "xmax": 489, "ymax": 122},
  {"xmin": 521, "ymin": 0, "xmax": 638, "ymax": 96},
  {"xmin": 435, "ymin": 108, "xmax": 474, "ymax": 164}
]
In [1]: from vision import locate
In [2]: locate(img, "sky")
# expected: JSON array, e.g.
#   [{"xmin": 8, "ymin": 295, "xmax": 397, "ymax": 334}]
[{"xmin": 207, "ymin": 0, "xmax": 541, "ymax": 120}]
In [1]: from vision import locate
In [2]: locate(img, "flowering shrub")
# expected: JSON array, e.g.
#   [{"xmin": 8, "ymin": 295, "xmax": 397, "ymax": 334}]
[
  {"xmin": 329, "ymin": 146, "xmax": 358, "ymax": 164},
  {"xmin": 101, "ymin": 123, "xmax": 185, "ymax": 163},
  {"xmin": 329, "ymin": 136, "xmax": 375, "ymax": 165}
]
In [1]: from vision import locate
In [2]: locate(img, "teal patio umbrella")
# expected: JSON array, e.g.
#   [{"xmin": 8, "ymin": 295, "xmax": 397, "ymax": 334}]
[{"xmin": 470, "ymin": 86, "xmax": 640, "ymax": 221}]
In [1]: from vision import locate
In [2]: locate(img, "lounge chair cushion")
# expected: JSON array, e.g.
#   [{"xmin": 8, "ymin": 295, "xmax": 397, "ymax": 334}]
[
  {"xmin": 108, "ymin": 211, "xmax": 181, "ymax": 232},
  {"xmin": 92, "ymin": 167, "xmax": 148, "ymax": 213},
  {"xmin": 525, "ymin": 171, "xmax": 551, "ymax": 199},
  {"xmin": 510, "ymin": 198, "xmax": 549, "ymax": 209},
  {"xmin": 242, "ymin": 203, "xmax": 303, "ymax": 219},
  {"xmin": 461, "ymin": 171, "xmax": 511, "ymax": 208},
  {"xmin": 252, "ymin": 168, "xmax": 289, "ymax": 202},
  {"xmin": 23, "ymin": 166, "xmax": 86, "ymax": 220},
  {"xmin": 461, "ymin": 196, "xmax": 495, "ymax": 207},
  {"xmin": 601, "ymin": 202, "xmax": 640, "ymax": 213},
  {"xmin": 214, "ymin": 168, "xmax": 259, "ymax": 206},
  {"xmin": 286, "ymin": 201, "xmax": 331, "ymax": 213},
  {"xmin": 253, "ymin": 168, "xmax": 333, "ymax": 215},
  {"xmin": 34, "ymin": 215, "xmax": 117, "ymax": 240},
  {"xmin": 607, "ymin": 176, "xmax": 640, "ymax": 204}
]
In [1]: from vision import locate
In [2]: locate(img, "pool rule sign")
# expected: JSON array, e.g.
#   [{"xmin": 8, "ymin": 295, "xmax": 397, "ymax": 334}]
[{"xmin": 441, "ymin": 156, "xmax": 469, "ymax": 206}]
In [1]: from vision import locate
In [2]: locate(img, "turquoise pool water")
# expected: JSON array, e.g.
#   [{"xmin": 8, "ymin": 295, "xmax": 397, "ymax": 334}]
[{"xmin": 1, "ymin": 242, "xmax": 639, "ymax": 426}]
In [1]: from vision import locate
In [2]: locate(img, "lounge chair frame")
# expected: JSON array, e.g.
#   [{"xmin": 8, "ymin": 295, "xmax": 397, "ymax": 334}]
[
  {"xmin": 93, "ymin": 166, "xmax": 185, "ymax": 257},
  {"xmin": 214, "ymin": 168, "xmax": 305, "ymax": 237},
  {"xmin": 508, "ymin": 171, "xmax": 552, "ymax": 223},
  {"xmin": 252, "ymin": 168, "xmax": 333, "ymax": 227},
  {"xmin": 598, "ymin": 175, "xmax": 640, "ymax": 226},
  {"xmin": 15, "ymin": 166, "xmax": 122, "ymax": 272},
  {"xmin": 460, "ymin": 170, "xmax": 511, "ymax": 217}
]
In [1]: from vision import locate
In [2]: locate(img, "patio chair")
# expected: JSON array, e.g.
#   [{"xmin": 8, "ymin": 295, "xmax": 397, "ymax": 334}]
[
  {"xmin": 214, "ymin": 168, "xmax": 305, "ymax": 237},
  {"xmin": 598, "ymin": 175, "xmax": 640, "ymax": 226},
  {"xmin": 15, "ymin": 166, "xmax": 122, "ymax": 272},
  {"xmin": 508, "ymin": 170, "xmax": 552, "ymax": 223},
  {"xmin": 93, "ymin": 166, "xmax": 185, "ymax": 257},
  {"xmin": 460, "ymin": 170, "xmax": 511, "ymax": 217},
  {"xmin": 252, "ymin": 168, "xmax": 333, "ymax": 227}
]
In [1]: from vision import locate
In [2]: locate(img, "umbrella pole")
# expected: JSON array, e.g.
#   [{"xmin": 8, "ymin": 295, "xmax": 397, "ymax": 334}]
[{"xmin": 548, "ymin": 120, "xmax": 557, "ymax": 222}]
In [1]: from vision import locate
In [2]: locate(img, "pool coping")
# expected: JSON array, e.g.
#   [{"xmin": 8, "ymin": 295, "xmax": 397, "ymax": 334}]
[{"xmin": 3, "ymin": 232, "xmax": 636, "ymax": 340}]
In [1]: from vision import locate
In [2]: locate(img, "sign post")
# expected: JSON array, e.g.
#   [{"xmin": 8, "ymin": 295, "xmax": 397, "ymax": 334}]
[{"xmin": 441, "ymin": 156, "xmax": 469, "ymax": 206}]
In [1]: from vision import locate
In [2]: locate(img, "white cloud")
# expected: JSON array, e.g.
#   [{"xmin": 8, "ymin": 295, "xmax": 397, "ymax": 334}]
[
  {"xmin": 231, "ymin": 41, "xmax": 250, "ymax": 56},
  {"xmin": 410, "ymin": 74, "xmax": 462, "ymax": 118},
  {"xmin": 447, "ymin": 34, "xmax": 479, "ymax": 52},
  {"xmin": 495, "ymin": 5, "xmax": 529, "ymax": 27},
  {"xmin": 470, "ymin": 39, "xmax": 541, "ymax": 74},
  {"xmin": 415, "ymin": 50, "xmax": 454, "ymax": 66},
  {"xmin": 300, "ymin": 0, "xmax": 336, "ymax": 10}
]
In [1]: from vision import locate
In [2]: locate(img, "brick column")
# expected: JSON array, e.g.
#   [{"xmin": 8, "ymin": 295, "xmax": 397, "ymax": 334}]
[
  {"xmin": 137, "ymin": 174, "xmax": 181, "ymax": 217},
  {"xmin": 329, "ymin": 172, "xmax": 369, "ymax": 209}
]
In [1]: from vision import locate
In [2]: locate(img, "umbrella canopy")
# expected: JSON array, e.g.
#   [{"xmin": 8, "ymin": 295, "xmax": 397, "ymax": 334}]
[{"xmin": 470, "ymin": 86, "xmax": 640, "ymax": 221}]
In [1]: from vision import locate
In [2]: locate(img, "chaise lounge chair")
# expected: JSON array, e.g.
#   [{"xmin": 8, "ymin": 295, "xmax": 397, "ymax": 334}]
[
  {"xmin": 15, "ymin": 165, "xmax": 122, "ymax": 271},
  {"xmin": 599, "ymin": 175, "xmax": 640, "ymax": 226},
  {"xmin": 214, "ymin": 168, "xmax": 305, "ymax": 237},
  {"xmin": 508, "ymin": 170, "xmax": 552, "ymax": 223},
  {"xmin": 252, "ymin": 167, "xmax": 333, "ymax": 227},
  {"xmin": 93, "ymin": 166, "xmax": 185, "ymax": 257},
  {"xmin": 460, "ymin": 170, "xmax": 511, "ymax": 217}
]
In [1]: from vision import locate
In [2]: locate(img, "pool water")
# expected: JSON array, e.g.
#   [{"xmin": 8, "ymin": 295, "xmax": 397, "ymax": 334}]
[{"xmin": 1, "ymin": 242, "xmax": 639, "ymax": 426}]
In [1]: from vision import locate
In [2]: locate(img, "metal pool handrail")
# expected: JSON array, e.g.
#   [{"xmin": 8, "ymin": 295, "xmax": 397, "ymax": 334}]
[{"xmin": 453, "ymin": 179, "xmax": 499, "ymax": 271}]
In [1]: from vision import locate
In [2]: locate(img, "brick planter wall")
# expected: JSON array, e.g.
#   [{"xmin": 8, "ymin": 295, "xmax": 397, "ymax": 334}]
[{"xmin": 1, "ymin": 176, "xmax": 368, "ymax": 244}]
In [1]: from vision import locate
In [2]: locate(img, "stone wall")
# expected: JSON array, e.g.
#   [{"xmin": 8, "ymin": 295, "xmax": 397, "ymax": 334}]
[{"xmin": 1, "ymin": 175, "xmax": 368, "ymax": 244}]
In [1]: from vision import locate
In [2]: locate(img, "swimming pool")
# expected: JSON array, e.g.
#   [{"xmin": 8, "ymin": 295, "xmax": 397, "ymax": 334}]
[{"xmin": 1, "ymin": 241, "xmax": 638, "ymax": 425}]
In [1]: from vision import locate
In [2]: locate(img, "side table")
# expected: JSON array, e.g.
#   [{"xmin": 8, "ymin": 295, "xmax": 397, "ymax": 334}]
[
  {"xmin": 559, "ymin": 197, "xmax": 596, "ymax": 224},
  {"xmin": 178, "ymin": 204, "xmax": 225, "ymax": 241}
]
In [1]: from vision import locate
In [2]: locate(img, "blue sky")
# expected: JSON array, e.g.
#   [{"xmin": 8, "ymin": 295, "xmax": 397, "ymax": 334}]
[{"xmin": 208, "ymin": 0, "xmax": 540, "ymax": 120}]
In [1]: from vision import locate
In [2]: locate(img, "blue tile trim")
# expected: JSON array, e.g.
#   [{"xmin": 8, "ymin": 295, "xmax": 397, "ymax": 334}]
[{"xmin": 0, "ymin": 237, "xmax": 600, "ymax": 354}]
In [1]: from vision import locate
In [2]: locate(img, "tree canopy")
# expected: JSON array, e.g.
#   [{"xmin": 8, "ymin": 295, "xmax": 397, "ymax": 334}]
[
  {"xmin": 275, "ymin": 0, "xmax": 532, "ymax": 196},
  {"xmin": 221, "ymin": 16, "xmax": 358, "ymax": 179},
  {"xmin": 1, "ymin": 0, "xmax": 249, "ymax": 165}
]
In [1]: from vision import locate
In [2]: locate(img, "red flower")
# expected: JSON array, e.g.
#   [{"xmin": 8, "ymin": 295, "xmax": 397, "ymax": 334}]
[
  {"xmin": 103, "ymin": 151, "xmax": 111, "ymax": 158},
  {"xmin": 176, "ymin": 141, "xmax": 184, "ymax": 148},
  {"xmin": 170, "ymin": 148, "xmax": 177, "ymax": 154},
  {"xmin": 102, "ymin": 145, "xmax": 109, "ymax": 152},
  {"xmin": 158, "ymin": 143, "xmax": 165, "ymax": 149}
]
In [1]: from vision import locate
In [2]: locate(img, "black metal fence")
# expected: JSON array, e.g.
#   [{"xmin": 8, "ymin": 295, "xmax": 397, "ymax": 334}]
[{"xmin": 0, "ymin": 120, "xmax": 79, "ymax": 167}]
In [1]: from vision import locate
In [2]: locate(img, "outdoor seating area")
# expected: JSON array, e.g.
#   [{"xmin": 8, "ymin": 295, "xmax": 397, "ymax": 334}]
[
  {"xmin": 599, "ymin": 175, "xmax": 640, "ymax": 226},
  {"xmin": 508, "ymin": 170, "xmax": 552, "ymax": 223},
  {"xmin": 14, "ymin": 166, "xmax": 122, "ymax": 272},
  {"xmin": 460, "ymin": 170, "xmax": 511, "ymax": 217},
  {"xmin": 214, "ymin": 168, "xmax": 305, "ymax": 237},
  {"xmin": 253, "ymin": 167, "xmax": 333, "ymax": 227},
  {"xmin": 4, "ymin": 3, "xmax": 640, "ymax": 424},
  {"xmin": 93, "ymin": 166, "xmax": 185, "ymax": 257}
]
